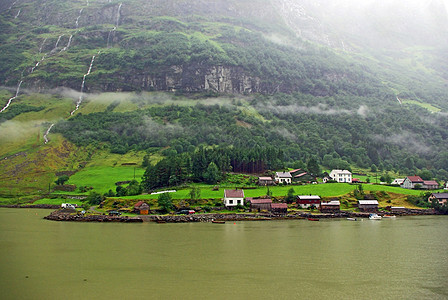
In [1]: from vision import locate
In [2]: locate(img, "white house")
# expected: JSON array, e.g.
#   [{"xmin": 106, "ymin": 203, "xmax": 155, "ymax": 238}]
[
  {"xmin": 401, "ymin": 176, "xmax": 424, "ymax": 189},
  {"xmin": 329, "ymin": 169, "xmax": 352, "ymax": 183},
  {"xmin": 275, "ymin": 172, "xmax": 292, "ymax": 184},
  {"xmin": 223, "ymin": 189, "xmax": 245, "ymax": 207}
]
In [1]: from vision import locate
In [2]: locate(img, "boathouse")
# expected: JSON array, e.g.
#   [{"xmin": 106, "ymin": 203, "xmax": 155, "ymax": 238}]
[
  {"xmin": 358, "ymin": 200, "xmax": 379, "ymax": 212},
  {"xmin": 297, "ymin": 195, "xmax": 321, "ymax": 208},
  {"xmin": 320, "ymin": 200, "xmax": 340, "ymax": 213},
  {"xmin": 248, "ymin": 198, "xmax": 272, "ymax": 211},
  {"xmin": 270, "ymin": 203, "xmax": 288, "ymax": 214}
]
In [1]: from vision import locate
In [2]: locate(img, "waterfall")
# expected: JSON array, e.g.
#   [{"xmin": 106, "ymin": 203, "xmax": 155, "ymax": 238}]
[
  {"xmin": 75, "ymin": 8, "xmax": 83, "ymax": 28},
  {"xmin": 107, "ymin": 3, "xmax": 123, "ymax": 48},
  {"xmin": 39, "ymin": 38, "xmax": 47, "ymax": 53},
  {"xmin": 8, "ymin": 1, "xmax": 17, "ymax": 10},
  {"xmin": 396, "ymin": 97, "xmax": 402, "ymax": 105},
  {"xmin": 60, "ymin": 35, "xmax": 73, "ymax": 52},
  {"xmin": 14, "ymin": 9, "xmax": 21, "ymax": 19},
  {"xmin": 106, "ymin": 26, "xmax": 116, "ymax": 48},
  {"xmin": 116, "ymin": 3, "xmax": 123, "ymax": 26},
  {"xmin": 0, "ymin": 81, "xmax": 23, "ymax": 113},
  {"xmin": 71, "ymin": 55, "xmax": 97, "ymax": 115},
  {"xmin": 43, "ymin": 124, "xmax": 55, "ymax": 144},
  {"xmin": 30, "ymin": 55, "xmax": 47, "ymax": 73}
]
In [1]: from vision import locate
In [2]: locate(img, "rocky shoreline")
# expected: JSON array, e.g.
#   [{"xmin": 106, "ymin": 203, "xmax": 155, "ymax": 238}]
[{"xmin": 42, "ymin": 208, "xmax": 439, "ymax": 223}]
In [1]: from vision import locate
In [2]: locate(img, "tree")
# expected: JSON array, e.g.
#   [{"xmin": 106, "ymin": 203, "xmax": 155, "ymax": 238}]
[
  {"xmin": 417, "ymin": 170, "xmax": 432, "ymax": 180},
  {"xmin": 141, "ymin": 154, "xmax": 150, "ymax": 168},
  {"xmin": 189, "ymin": 187, "xmax": 201, "ymax": 204},
  {"xmin": 86, "ymin": 191, "xmax": 104, "ymax": 206},
  {"xmin": 158, "ymin": 192, "xmax": 173, "ymax": 213},
  {"xmin": 55, "ymin": 175, "xmax": 69, "ymax": 185},
  {"xmin": 203, "ymin": 162, "xmax": 220, "ymax": 184},
  {"xmin": 307, "ymin": 157, "xmax": 321, "ymax": 176},
  {"xmin": 116, "ymin": 185, "xmax": 128, "ymax": 197},
  {"xmin": 285, "ymin": 187, "xmax": 295, "ymax": 204},
  {"xmin": 370, "ymin": 164, "xmax": 377, "ymax": 172}
]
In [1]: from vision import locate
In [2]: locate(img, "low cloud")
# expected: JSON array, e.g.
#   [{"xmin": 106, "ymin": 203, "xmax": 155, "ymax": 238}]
[
  {"xmin": 372, "ymin": 131, "xmax": 432, "ymax": 155},
  {"xmin": 256, "ymin": 103, "xmax": 369, "ymax": 117}
]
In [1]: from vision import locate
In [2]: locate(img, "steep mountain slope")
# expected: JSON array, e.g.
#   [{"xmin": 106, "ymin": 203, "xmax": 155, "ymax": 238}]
[{"xmin": 0, "ymin": 0, "xmax": 447, "ymax": 199}]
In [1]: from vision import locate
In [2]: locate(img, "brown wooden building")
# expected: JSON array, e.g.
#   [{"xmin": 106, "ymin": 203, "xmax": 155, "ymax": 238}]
[
  {"xmin": 320, "ymin": 201, "xmax": 340, "ymax": 213},
  {"xmin": 247, "ymin": 198, "xmax": 272, "ymax": 211},
  {"xmin": 134, "ymin": 201, "xmax": 150, "ymax": 215},
  {"xmin": 358, "ymin": 200, "xmax": 379, "ymax": 212},
  {"xmin": 270, "ymin": 203, "xmax": 288, "ymax": 214}
]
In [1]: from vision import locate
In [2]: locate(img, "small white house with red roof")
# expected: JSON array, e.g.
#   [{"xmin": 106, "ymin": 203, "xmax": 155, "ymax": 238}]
[
  {"xmin": 224, "ymin": 189, "xmax": 245, "ymax": 207},
  {"xmin": 401, "ymin": 176, "xmax": 424, "ymax": 189}
]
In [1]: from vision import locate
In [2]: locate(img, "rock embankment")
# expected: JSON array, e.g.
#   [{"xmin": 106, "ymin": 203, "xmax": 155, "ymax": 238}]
[
  {"xmin": 42, "ymin": 208, "xmax": 439, "ymax": 223},
  {"xmin": 44, "ymin": 209, "xmax": 143, "ymax": 222}
]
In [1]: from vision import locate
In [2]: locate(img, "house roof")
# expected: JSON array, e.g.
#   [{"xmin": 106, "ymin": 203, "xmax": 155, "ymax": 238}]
[
  {"xmin": 431, "ymin": 193, "xmax": 448, "ymax": 199},
  {"xmin": 297, "ymin": 195, "xmax": 321, "ymax": 200},
  {"xmin": 290, "ymin": 169, "xmax": 303, "ymax": 174},
  {"xmin": 294, "ymin": 172, "xmax": 308, "ymax": 178},
  {"xmin": 134, "ymin": 201, "xmax": 146, "ymax": 208},
  {"xmin": 275, "ymin": 172, "xmax": 292, "ymax": 178},
  {"xmin": 358, "ymin": 200, "xmax": 379, "ymax": 205},
  {"xmin": 423, "ymin": 180, "xmax": 438, "ymax": 186},
  {"xmin": 258, "ymin": 177, "xmax": 273, "ymax": 181},
  {"xmin": 406, "ymin": 176, "xmax": 424, "ymax": 183},
  {"xmin": 249, "ymin": 198, "xmax": 272, "ymax": 204},
  {"xmin": 271, "ymin": 203, "xmax": 287, "ymax": 209},
  {"xmin": 321, "ymin": 200, "xmax": 340, "ymax": 206},
  {"xmin": 330, "ymin": 169, "xmax": 351, "ymax": 174},
  {"xmin": 352, "ymin": 178, "xmax": 360, "ymax": 182},
  {"xmin": 392, "ymin": 178, "xmax": 404, "ymax": 184},
  {"xmin": 224, "ymin": 189, "xmax": 244, "ymax": 198}
]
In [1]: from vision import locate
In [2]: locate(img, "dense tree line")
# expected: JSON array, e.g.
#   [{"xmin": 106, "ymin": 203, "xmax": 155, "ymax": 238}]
[
  {"xmin": 54, "ymin": 97, "xmax": 448, "ymax": 179},
  {"xmin": 141, "ymin": 146, "xmax": 284, "ymax": 190}
]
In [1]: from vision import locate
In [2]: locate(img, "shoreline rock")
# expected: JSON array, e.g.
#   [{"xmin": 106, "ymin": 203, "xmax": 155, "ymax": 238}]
[{"xmin": 42, "ymin": 208, "xmax": 440, "ymax": 223}]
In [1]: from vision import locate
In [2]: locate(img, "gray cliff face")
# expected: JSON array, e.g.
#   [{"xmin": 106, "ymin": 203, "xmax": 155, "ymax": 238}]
[{"xmin": 95, "ymin": 65, "xmax": 262, "ymax": 94}]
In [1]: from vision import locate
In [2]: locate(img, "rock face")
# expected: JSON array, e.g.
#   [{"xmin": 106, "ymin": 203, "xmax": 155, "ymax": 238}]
[
  {"xmin": 96, "ymin": 64, "xmax": 263, "ymax": 94},
  {"xmin": 44, "ymin": 210, "xmax": 143, "ymax": 222}
]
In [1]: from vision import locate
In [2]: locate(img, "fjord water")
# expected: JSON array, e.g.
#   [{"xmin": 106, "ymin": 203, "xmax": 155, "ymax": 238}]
[{"xmin": 1, "ymin": 209, "xmax": 447, "ymax": 300}]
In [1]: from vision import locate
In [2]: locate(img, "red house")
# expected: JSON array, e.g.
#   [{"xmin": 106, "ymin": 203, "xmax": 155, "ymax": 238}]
[{"xmin": 297, "ymin": 195, "xmax": 321, "ymax": 208}]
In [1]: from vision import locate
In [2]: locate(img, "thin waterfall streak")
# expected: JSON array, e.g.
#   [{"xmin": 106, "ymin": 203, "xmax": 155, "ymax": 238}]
[
  {"xmin": 70, "ymin": 55, "xmax": 96, "ymax": 115},
  {"xmin": 43, "ymin": 124, "xmax": 55, "ymax": 144},
  {"xmin": 39, "ymin": 38, "xmax": 47, "ymax": 53},
  {"xmin": 0, "ymin": 81, "xmax": 23, "ymax": 113},
  {"xmin": 116, "ymin": 3, "xmax": 122, "ymax": 26}
]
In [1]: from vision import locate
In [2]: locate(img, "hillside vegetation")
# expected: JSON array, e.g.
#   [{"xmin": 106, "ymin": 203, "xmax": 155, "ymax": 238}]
[{"xmin": 0, "ymin": 0, "xmax": 447, "ymax": 202}]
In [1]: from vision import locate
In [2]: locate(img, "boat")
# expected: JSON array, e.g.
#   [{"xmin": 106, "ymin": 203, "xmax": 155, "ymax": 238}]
[
  {"xmin": 307, "ymin": 218, "xmax": 320, "ymax": 221},
  {"xmin": 369, "ymin": 213, "xmax": 382, "ymax": 220},
  {"xmin": 347, "ymin": 217, "xmax": 357, "ymax": 221},
  {"xmin": 212, "ymin": 220, "xmax": 225, "ymax": 224},
  {"xmin": 383, "ymin": 215, "xmax": 396, "ymax": 218}
]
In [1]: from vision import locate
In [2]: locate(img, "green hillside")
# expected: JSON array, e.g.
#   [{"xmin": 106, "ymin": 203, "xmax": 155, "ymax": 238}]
[{"xmin": 0, "ymin": 0, "xmax": 447, "ymax": 203}]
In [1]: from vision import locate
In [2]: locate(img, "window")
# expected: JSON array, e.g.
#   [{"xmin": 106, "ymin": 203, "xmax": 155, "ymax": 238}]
[{"xmin": 229, "ymin": 200, "xmax": 233, "ymax": 204}]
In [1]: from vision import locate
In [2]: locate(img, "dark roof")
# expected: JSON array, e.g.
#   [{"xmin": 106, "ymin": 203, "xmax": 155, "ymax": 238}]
[
  {"xmin": 406, "ymin": 176, "xmax": 424, "ymax": 183},
  {"xmin": 224, "ymin": 189, "xmax": 244, "ymax": 198},
  {"xmin": 271, "ymin": 203, "xmax": 287, "ymax": 209},
  {"xmin": 431, "ymin": 193, "xmax": 448, "ymax": 199},
  {"xmin": 249, "ymin": 198, "xmax": 272, "ymax": 204},
  {"xmin": 297, "ymin": 195, "xmax": 321, "ymax": 200}
]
